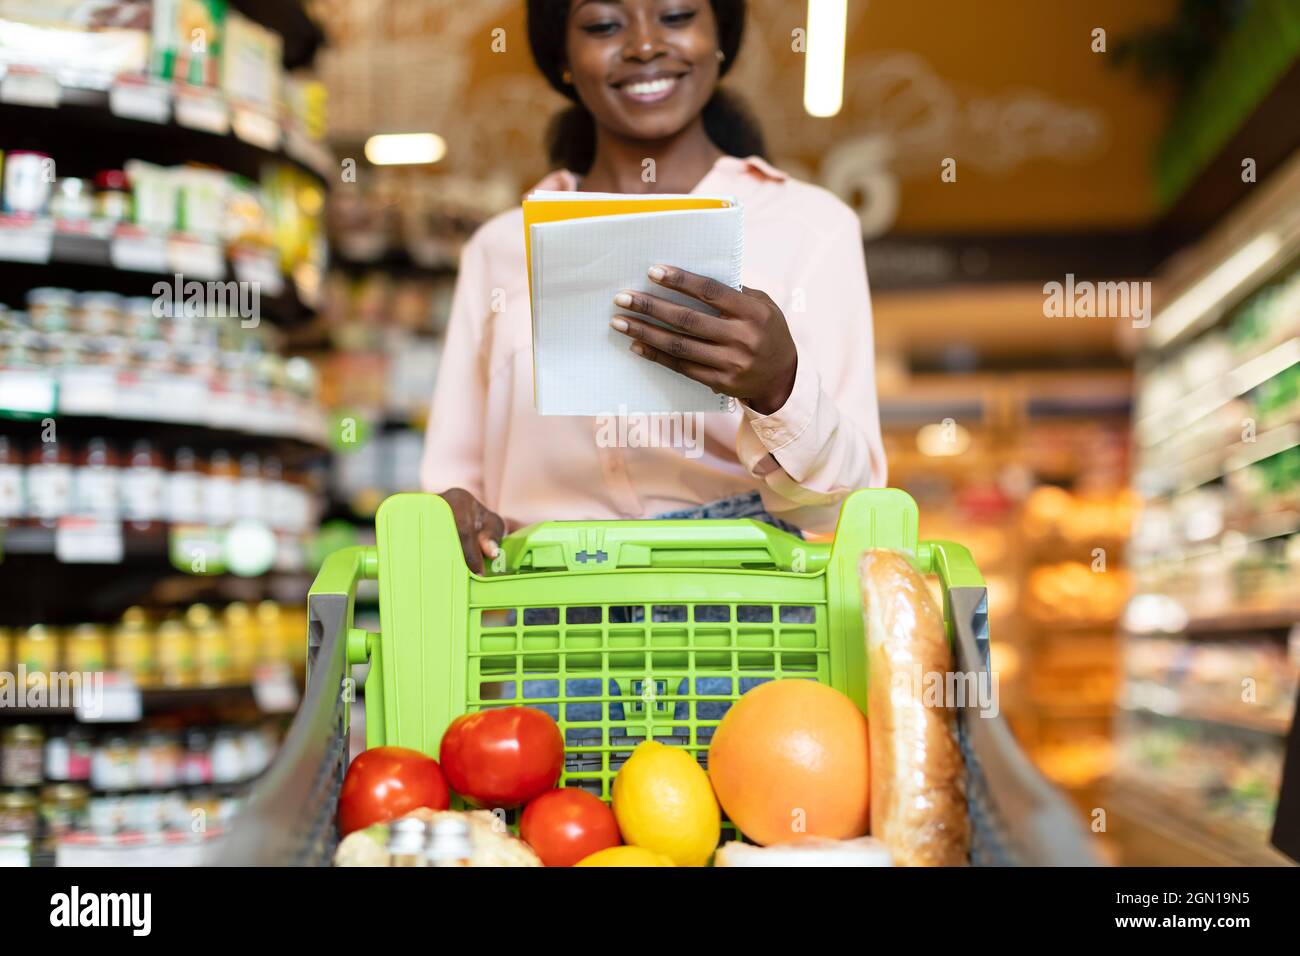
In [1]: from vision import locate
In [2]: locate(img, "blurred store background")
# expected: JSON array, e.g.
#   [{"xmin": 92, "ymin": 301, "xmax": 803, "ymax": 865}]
[{"xmin": 0, "ymin": 0, "xmax": 1298, "ymax": 865}]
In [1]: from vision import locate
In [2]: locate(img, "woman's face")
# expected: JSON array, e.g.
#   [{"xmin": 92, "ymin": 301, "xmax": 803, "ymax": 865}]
[{"xmin": 565, "ymin": 0, "xmax": 721, "ymax": 143}]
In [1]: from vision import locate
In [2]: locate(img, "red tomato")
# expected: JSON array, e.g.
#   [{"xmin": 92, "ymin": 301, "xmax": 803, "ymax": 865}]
[
  {"xmin": 337, "ymin": 746, "xmax": 449, "ymax": 835},
  {"xmin": 439, "ymin": 706, "xmax": 564, "ymax": 808},
  {"xmin": 520, "ymin": 788, "xmax": 621, "ymax": 867}
]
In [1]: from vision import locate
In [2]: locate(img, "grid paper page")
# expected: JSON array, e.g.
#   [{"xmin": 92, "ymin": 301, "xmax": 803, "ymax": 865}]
[{"xmin": 531, "ymin": 205, "xmax": 743, "ymax": 415}]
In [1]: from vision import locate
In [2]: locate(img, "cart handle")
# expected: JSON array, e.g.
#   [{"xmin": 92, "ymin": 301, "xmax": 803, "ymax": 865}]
[
  {"xmin": 308, "ymin": 545, "xmax": 378, "ymax": 670},
  {"xmin": 494, "ymin": 518, "xmax": 823, "ymax": 573}
]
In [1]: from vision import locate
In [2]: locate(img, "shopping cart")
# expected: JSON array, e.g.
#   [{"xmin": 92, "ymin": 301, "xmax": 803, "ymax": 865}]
[{"xmin": 212, "ymin": 488, "xmax": 1101, "ymax": 866}]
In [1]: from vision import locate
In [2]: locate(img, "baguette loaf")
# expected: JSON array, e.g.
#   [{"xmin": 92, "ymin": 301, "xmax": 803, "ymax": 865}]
[{"xmin": 859, "ymin": 549, "xmax": 970, "ymax": 866}]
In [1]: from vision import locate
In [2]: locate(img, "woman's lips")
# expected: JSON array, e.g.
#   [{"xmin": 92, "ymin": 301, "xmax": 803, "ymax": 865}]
[{"xmin": 615, "ymin": 75, "xmax": 681, "ymax": 104}]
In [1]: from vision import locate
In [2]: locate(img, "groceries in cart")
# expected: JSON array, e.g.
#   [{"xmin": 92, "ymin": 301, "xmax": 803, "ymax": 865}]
[{"xmin": 333, "ymin": 546, "xmax": 970, "ymax": 867}]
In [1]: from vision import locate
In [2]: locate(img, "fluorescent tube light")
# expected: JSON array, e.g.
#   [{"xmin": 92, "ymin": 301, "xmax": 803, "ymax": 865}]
[
  {"xmin": 804, "ymin": 0, "xmax": 847, "ymax": 118},
  {"xmin": 364, "ymin": 133, "xmax": 447, "ymax": 166}
]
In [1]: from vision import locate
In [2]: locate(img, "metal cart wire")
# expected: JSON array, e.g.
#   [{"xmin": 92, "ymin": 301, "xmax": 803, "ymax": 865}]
[{"xmin": 212, "ymin": 489, "xmax": 1101, "ymax": 866}]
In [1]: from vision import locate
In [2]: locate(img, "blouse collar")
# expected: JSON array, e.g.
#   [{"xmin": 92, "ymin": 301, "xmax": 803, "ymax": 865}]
[{"xmin": 528, "ymin": 153, "xmax": 787, "ymax": 196}]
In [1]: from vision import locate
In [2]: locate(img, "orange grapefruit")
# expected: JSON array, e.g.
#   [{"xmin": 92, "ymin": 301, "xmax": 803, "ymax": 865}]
[{"xmin": 707, "ymin": 679, "xmax": 869, "ymax": 845}]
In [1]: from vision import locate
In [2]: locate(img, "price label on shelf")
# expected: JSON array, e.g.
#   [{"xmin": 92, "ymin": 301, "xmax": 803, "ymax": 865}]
[
  {"xmin": 0, "ymin": 68, "xmax": 60, "ymax": 108},
  {"xmin": 75, "ymin": 672, "xmax": 142, "ymax": 723},
  {"xmin": 231, "ymin": 248, "xmax": 285, "ymax": 298},
  {"xmin": 252, "ymin": 662, "xmax": 300, "ymax": 714},
  {"xmin": 231, "ymin": 105, "xmax": 281, "ymax": 150},
  {"xmin": 110, "ymin": 230, "xmax": 168, "ymax": 272},
  {"xmin": 0, "ymin": 368, "xmax": 56, "ymax": 415},
  {"xmin": 0, "ymin": 216, "xmax": 54, "ymax": 264},
  {"xmin": 58, "ymin": 366, "xmax": 118, "ymax": 416},
  {"xmin": 55, "ymin": 517, "xmax": 124, "ymax": 564},
  {"xmin": 173, "ymin": 85, "xmax": 229, "ymax": 134},
  {"xmin": 168, "ymin": 236, "xmax": 225, "ymax": 280},
  {"xmin": 169, "ymin": 524, "xmax": 226, "ymax": 575},
  {"xmin": 109, "ymin": 76, "xmax": 171, "ymax": 124}
]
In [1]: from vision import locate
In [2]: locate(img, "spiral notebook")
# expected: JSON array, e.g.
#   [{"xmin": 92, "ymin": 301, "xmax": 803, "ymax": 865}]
[{"xmin": 524, "ymin": 191, "xmax": 743, "ymax": 415}]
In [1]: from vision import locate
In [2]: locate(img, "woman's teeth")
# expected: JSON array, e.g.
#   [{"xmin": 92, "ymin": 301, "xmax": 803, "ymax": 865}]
[{"xmin": 622, "ymin": 77, "xmax": 677, "ymax": 101}]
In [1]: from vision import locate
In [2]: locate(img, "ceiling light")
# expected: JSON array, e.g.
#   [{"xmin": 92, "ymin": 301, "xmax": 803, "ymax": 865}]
[
  {"xmin": 803, "ymin": 0, "xmax": 847, "ymax": 118},
  {"xmin": 364, "ymin": 133, "xmax": 447, "ymax": 166}
]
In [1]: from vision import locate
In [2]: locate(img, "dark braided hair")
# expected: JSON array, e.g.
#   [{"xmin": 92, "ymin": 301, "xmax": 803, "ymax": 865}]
[{"xmin": 526, "ymin": 0, "xmax": 766, "ymax": 174}]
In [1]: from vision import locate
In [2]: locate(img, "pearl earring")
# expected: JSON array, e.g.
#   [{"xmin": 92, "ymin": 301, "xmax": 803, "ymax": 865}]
[{"xmin": 716, "ymin": 49, "xmax": 725, "ymax": 63}]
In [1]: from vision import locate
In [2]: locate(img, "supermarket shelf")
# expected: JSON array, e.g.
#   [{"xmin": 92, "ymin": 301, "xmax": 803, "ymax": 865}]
[
  {"xmin": 1136, "ymin": 336, "xmax": 1300, "ymax": 447},
  {"xmin": 1120, "ymin": 702, "xmax": 1293, "ymax": 737},
  {"xmin": 0, "ymin": 368, "xmax": 329, "ymax": 450},
  {"xmin": 0, "ymin": 85, "xmax": 332, "ymax": 183},
  {"xmin": 1184, "ymin": 606, "xmax": 1300, "ymax": 634},
  {"xmin": 0, "ymin": 682, "xmax": 261, "ymax": 721},
  {"xmin": 1106, "ymin": 778, "xmax": 1293, "ymax": 866},
  {"xmin": 0, "ymin": 522, "xmax": 311, "ymax": 575}
]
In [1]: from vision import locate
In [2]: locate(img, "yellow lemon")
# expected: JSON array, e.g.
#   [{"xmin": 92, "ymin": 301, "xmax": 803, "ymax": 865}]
[
  {"xmin": 611, "ymin": 741, "xmax": 720, "ymax": 867},
  {"xmin": 574, "ymin": 845, "xmax": 675, "ymax": 867}
]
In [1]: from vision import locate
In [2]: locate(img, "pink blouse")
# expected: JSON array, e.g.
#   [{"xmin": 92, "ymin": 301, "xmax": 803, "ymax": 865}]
[{"xmin": 420, "ymin": 154, "xmax": 887, "ymax": 533}]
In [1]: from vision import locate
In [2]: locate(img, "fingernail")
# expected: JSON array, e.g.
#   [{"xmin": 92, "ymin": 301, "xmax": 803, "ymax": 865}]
[
  {"xmin": 630, "ymin": 343, "xmax": 644, "ymax": 356},
  {"xmin": 609, "ymin": 317, "xmax": 628, "ymax": 332},
  {"xmin": 647, "ymin": 265, "xmax": 666, "ymax": 281},
  {"xmin": 614, "ymin": 291, "xmax": 633, "ymax": 307},
  {"xmin": 484, "ymin": 540, "xmax": 499, "ymax": 559}
]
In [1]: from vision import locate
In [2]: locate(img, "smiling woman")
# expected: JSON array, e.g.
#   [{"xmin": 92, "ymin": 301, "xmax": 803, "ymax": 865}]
[{"xmin": 420, "ymin": 0, "xmax": 888, "ymax": 570}]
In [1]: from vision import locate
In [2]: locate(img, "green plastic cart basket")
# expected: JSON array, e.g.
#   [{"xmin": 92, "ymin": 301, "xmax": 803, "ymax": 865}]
[{"xmin": 213, "ymin": 489, "xmax": 1100, "ymax": 866}]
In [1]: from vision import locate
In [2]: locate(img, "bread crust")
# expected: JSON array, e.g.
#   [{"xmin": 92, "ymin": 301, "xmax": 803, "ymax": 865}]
[{"xmin": 859, "ymin": 549, "xmax": 970, "ymax": 866}]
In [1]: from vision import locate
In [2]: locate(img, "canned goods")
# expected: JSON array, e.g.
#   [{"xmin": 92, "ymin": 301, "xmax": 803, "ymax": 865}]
[
  {"xmin": 76, "ymin": 291, "xmax": 123, "ymax": 337},
  {"xmin": 0, "ymin": 724, "xmax": 44, "ymax": 787},
  {"xmin": 64, "ymin": 623, "xmax": 109, "ymax": 673}
]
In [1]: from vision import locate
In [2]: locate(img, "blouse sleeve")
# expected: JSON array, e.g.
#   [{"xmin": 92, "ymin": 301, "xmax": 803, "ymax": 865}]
[
  {"xmin": 419, "ymin": 232, "xmax": 491, "ymax": 498},
  {"xmin": 734, "ymin": 205, "xmax": 888, "ymax": 533}
]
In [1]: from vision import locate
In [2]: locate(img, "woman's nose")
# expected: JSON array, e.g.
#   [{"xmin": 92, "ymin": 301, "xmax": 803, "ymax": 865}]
[{"xmin": 623, "ymin": 21, "xmax": 667, "ymax": 62}]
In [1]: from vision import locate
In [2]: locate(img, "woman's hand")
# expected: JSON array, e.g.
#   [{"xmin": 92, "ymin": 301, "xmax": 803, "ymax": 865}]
[
  {"xmin": 440, "ymin": 487, "xmax": 505, "ymax": 574},
  {"xmin": 609, "ymin": 265, "xmax": 798, "ymax": 415}
]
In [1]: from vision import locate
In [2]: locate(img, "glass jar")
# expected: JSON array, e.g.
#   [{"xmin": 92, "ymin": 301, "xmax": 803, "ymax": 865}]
[
  {"xmin": 122, "ymin": 296, "xmax": 161, "ymax": 342},
  {"xmin": 155, "ymin": 617, "xmax": 196, "ymax": 688},
  {"xmin": 0, "ymin": 435, "xmax": 24, "ymax": 525},
  {"xmin": 73, "ymin": 437, "xmax": 120, "ymax": 521},
  {"xmin": 40, "ymin": 783, "xmax": 89, "ymax": 851},
  {"xmin": 187, "ymin": 604, "xmax": 230, "ymax": 687},
  {"xmin": 94, "ymin": 169, "xmax": 132, "ymax": 224},
  {"xmin": 111, "ymin": 607, "xmax": 156, "ymax": 688},
  {"xmin": 167, "ymin": 447, "xmax": 205, "ymax": 525},
  {"xmin": 64, "ymin": 623, "xmax": 109, "ymax": 673},
  {"xmin": 51, "ymin": 177, "xmax": 94, "ymax": 221},
  {"xmin": 26, "ymin": 438, "xmax": 74, "ymax": 528},
  {"xmin": 204, "ymin": 449, "xmax": 237, "ymax": 527},
  {"xmin": 0, "ymin": 791, "xmax": 38, "ymax": 850},
  {"xmin": 122, "ymin": 438, "xmax": 167, "ymax": 530},
  {"xmin": 76, "ymin": 291, "xmax": 123, "ymax": 337},
  {"xmin": 16, "ymin": 624, "xmax": 60, "ymax": 678},
  {"xmin": 91, "ymin": 736, "xmax": 135, "ymax": 792},
  {"xmin": 25, "ymin": 287, "xmax": 75, "ymax": 334},
  {"xmin": 0, "ymin": 724, "xmax": 44, "ymax": 787},
  {"xmin": 223, "ymin": 602, "xmax": 258, "ymax": 684}
]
